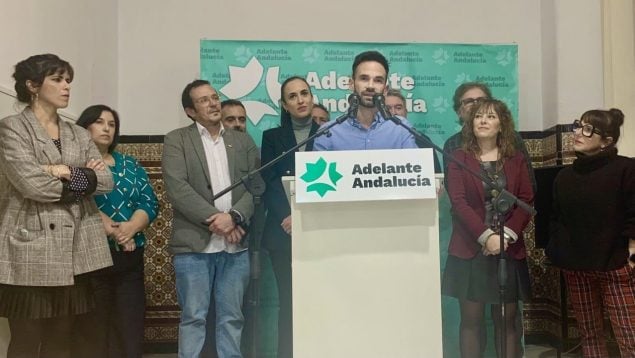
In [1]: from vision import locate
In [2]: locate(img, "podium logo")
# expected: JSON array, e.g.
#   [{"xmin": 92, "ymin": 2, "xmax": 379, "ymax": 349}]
[{"xmin": 300, "ymin": 157, "xmax": 343, "ymax": 197}]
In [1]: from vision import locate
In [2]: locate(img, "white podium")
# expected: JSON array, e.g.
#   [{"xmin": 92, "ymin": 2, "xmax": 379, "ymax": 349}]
[{"xmin": 289, "ymin": 149, "xmax": 443, "ymax": 358}]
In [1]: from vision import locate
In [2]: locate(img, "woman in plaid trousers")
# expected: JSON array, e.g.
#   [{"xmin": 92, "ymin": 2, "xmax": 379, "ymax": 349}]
[{"xmin": 547, "ymin": 108, "xmax": 635, "ymax": 358}]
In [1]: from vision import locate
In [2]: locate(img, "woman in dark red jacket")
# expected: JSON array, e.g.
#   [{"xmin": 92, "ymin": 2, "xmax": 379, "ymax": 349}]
[{"xmin": 442, "ymin": 98, "xmax": 534, "ymax": 358}]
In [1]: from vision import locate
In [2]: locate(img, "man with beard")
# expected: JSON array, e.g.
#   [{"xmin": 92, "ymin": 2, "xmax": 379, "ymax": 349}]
[
  {"xmin": 221, "ymin": 99, "xmax": 248, "ymax": 132},
  {"xmin": 313, "ymin": 51, "xmax": 417, "ymax": 151}
]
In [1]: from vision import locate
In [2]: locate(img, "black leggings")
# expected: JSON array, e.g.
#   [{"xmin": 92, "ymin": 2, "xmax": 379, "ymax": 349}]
[
  {"xmin": 459, "ymin": 299, "xmax": 521, "ymax": 358},
  {"xmin": 8, "ymin": 316, "xmax": 73, "ymax": 358}
]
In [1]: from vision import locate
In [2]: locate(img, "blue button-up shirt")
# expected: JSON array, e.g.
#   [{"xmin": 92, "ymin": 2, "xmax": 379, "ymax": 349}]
[{"xmin": 313, "ymin": 112, "xmax": 417, "ymax": 151}]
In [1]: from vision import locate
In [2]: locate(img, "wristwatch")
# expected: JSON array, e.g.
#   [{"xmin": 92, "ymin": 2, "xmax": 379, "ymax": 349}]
[{"xmin": 228, "ymin": 209, "xmax": 243, "ymax": 225}]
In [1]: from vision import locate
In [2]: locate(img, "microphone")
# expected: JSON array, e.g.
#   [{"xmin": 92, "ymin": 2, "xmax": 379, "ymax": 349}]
[
  {"xmin": 348, "ymin": 93, "xmax": 360, "ymax": 118},
  {"xmin": 334, "ymin": 93, "xmax": 360, "ymax": 124},
  {"xmin": 372, "ymin": 93, "xmax": 396, "ymax": 122}
]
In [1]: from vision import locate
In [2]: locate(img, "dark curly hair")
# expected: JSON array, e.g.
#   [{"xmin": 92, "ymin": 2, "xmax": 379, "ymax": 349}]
[
  {"xmin": 462, "ymin": 98, "xmax": 516, "ymax": 160},
  {"xmin": 13, "ymin": 54, "xmax": 74, "ymax": 104}
]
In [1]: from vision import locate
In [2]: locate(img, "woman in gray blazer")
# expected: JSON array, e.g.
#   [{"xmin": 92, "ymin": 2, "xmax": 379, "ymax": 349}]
[{"xmin": 0, "ymin": 54, "xmax": 114, "ymax": 358}]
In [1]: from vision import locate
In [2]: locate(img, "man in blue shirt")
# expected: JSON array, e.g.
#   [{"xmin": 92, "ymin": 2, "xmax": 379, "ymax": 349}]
[{"xmin": 313, "ymin": 51, "xmax": 417, "ymax": 151}]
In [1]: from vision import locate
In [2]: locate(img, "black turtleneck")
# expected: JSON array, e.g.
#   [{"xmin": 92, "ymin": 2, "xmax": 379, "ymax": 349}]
[{"xmin": 547, "ymin": 147, "xmax": 635, "ymax": 271}]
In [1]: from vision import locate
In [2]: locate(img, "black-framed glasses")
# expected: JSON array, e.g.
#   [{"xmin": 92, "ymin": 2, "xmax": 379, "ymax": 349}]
[
  {"xmin": 572, "ymin": 119, "xmax": 603, "ymax": 138},
  {"xmin": 194, "ymin": 94, "xmax": 221, "ymax": 105},
  {"xmin": 460, "ymin": 97, "xmax": 487, "ymax": 107}
]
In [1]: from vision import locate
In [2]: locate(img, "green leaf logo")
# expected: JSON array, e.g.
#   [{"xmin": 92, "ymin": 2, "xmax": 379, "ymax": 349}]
[{"xmin": 300, "ymin": 157, "xmax": 343, "ymax": 197}]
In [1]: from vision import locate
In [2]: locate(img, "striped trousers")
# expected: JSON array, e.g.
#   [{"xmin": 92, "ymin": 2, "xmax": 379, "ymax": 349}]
[{"xmin": 564, "ymin": 266, "xmax": 635, "ymax": 358}]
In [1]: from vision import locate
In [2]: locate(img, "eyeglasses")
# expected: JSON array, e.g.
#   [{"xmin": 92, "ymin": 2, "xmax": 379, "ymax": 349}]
[
  {"xmin": 194, "ymin": 94, "xmax": 221, "ymax": 105},
  {"xmin": 460, "ymin": 97, "xmax": 487, "ymax": 107},
  {"xmin": 572, "ymin": 119, "xmax": 603, "ymax": 138}
]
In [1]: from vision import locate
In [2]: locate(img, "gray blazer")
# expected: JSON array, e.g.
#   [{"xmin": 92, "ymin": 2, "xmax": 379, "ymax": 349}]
[
  {"xmin": 162, "ymin": 124, "xmax": 260, "ymax": 254},
  {"xmin": 0, "ymin": 108, "xmax": 114, "ymax": 286}
]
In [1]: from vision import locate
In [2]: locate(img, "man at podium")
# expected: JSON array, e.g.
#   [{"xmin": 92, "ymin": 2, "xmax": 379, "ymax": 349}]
[
  {"xmin": 292, "ymin": 54, "xmax": 443, "ymax": 356},
  {"xmin": 313, "ymin": 50, "xmax": 417, "ymax": 151}
]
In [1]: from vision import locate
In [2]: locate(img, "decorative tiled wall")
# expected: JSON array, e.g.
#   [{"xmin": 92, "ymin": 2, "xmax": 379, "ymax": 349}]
[{"xmin": 519, "ymin": 123, "xmax": 580, "ymax": 351}]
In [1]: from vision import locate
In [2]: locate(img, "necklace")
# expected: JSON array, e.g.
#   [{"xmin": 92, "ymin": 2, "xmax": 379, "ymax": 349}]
[{"xmin": 479, "ymin": 152, "xmax": 503, "ymax": 198}]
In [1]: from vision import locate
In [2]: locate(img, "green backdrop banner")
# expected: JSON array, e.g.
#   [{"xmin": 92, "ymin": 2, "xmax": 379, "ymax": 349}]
[
  {"xmin": 200, "ymin": 40, "xmax": 518, "ymax": 149},
  {"xmin": 201, "ymin": 40, "xmax": 519, "ymax": 358}
]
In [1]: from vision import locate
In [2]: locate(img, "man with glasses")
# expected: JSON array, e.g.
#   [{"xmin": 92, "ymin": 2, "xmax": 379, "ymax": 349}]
[
  {"xmin": 162, "ymin": 79, "xmax": 259, "ymax": 358},
  {"xmin": 442, "ymin": 82, "xmax": 536, "ymax": 192}
]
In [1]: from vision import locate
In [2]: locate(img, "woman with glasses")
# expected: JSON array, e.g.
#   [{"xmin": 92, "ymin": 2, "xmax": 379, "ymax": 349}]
[
  {"xmin": 442, "ymin": 98, "xmax": 534, "ymax": 358},
  {"xmin": 261, "ymin": 76, "xmax": 320, "ymax": 358},
  {"xmin": 547, "ymin": 109, "xmax": 635, "ymax": 357}
]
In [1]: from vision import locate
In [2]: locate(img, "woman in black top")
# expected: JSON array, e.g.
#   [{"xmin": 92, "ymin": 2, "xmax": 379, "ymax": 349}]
[
  {"xmin": 547, "ymin": 108, "xmax": 635, "ymax": 357},
  {"xmin": 261, "ymin": 76, "xmax": 320, "ymax": 358}
]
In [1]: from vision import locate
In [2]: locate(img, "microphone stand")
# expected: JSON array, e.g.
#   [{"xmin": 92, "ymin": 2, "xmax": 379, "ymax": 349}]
[
  {"xmin": 373, "ymin": 94, "xmax": 535, "ymax": 358},
  {"xmin": 211, "ymin": 95, "xmax": 359, "ymax": 358}
]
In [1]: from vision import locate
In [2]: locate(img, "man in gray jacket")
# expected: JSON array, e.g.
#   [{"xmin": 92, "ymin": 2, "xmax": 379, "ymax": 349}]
[{"xmin": 162, "ymin": 79, "xmax": 260, "ymax": 358}]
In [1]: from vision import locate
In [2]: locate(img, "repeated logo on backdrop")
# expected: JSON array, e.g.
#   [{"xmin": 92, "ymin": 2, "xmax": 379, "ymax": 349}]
[{"xmin": 201, "ymin": 40, "xmax": 518, "ymax": 148}]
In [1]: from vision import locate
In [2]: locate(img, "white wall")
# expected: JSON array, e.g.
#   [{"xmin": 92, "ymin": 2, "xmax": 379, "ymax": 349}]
[
  {"xmin": 0, "ymin": 0, "xmax": 118, "ymax": 119},
  {"xmin": 603, "ymin": 0, "xmax": 635, "ymax": 157},
  {"xmin": 116, "ymin": 0, "xmax": 553, "ymax": 133},
  {"xmin": 1, "ymin": 0, "xmax": 606, "ymax": 133},
  {"xmin": 554, "ymin": 0, "xmax": 605, "ymax": 125},
  {"xmin": 1, "ymin": 0, "xmax": 604, "ymax": 133}
]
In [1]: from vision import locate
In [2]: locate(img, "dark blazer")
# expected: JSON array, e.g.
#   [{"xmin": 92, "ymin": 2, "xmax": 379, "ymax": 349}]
[
  {"xmin": 446, "ymin": 150, "xmax": 534, "ymax": 260},
  {"xmin": 0, "ymin": 108, "xmax": 114, "ymax": 286},
  {"xmin": 261, "ymin": 120, "xmax": 319, "ymax": 251},
  {"xmin": 162, "ymin": 123, "xmax": 260, "ymax": 254}
]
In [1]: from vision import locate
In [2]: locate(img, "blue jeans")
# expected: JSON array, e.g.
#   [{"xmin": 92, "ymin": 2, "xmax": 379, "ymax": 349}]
[{"xmin": 173, "ymin": 250, "xmax": 250, "ymax": 358}]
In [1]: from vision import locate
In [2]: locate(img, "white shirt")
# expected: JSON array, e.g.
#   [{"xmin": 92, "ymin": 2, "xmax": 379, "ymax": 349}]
[{"xmin": 196, "ymin": 122, "xmax": 241, "ymax": 253}]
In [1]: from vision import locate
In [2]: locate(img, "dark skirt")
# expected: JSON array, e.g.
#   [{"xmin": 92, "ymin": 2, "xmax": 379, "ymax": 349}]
[
  {"xmin": 0, "ymin": 275, "xmax": 94, "ymax": 319},
  {"xmin": 442, "ymin": 252, "xmax": 531, "ymax": 304}
]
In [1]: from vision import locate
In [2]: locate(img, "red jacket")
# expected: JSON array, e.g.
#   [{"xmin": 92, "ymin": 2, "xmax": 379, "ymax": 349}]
[{"xmin": 446, "ymin": 150, "xmax": 535, "ymax": 260}]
